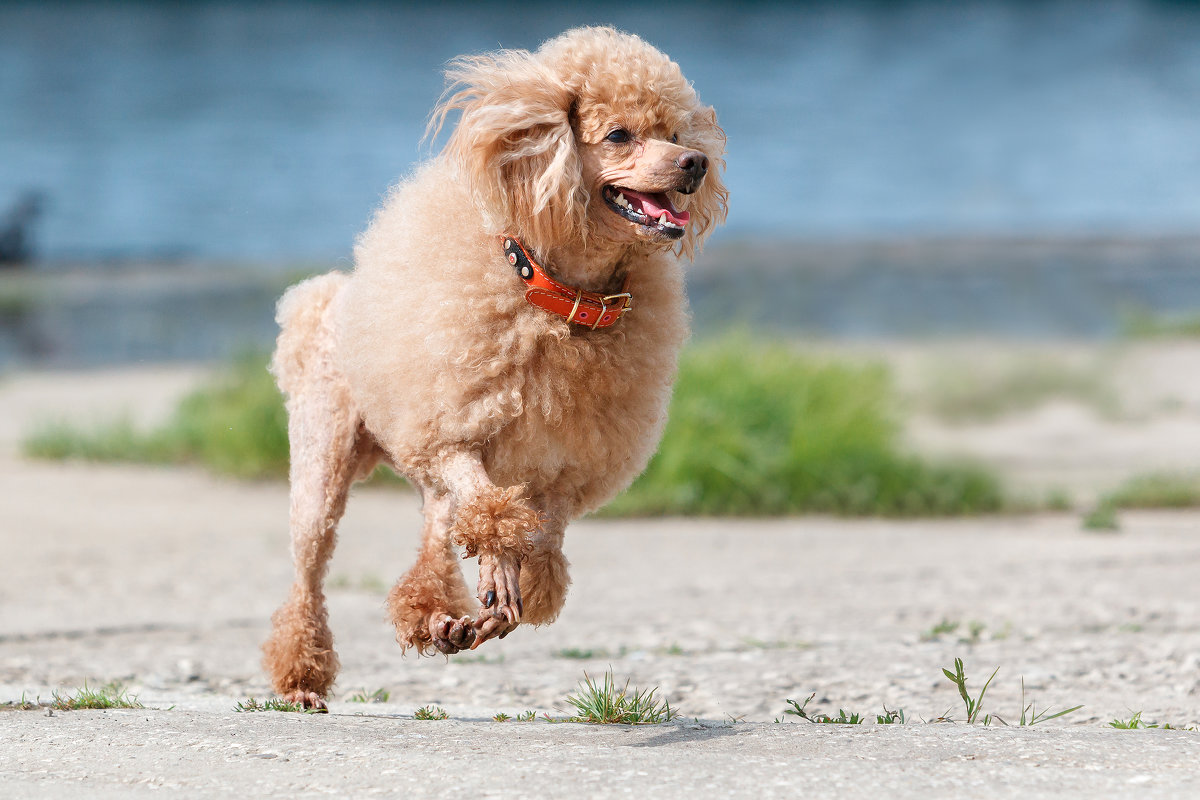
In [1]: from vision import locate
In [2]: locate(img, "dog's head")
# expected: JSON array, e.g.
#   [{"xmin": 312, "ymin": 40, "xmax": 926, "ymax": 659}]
[{"xmin": 433, "ymin": 27, "xmax": 728, "ymax": 260}]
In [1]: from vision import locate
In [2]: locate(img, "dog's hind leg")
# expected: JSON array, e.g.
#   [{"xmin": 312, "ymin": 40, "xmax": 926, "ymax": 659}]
[
  {"xmin": 386, "ymin": 489, "xmax": 478, "ymax": 655},
  {"xmin": 262, "ymin": 273, "xmax": 373, "ymax": 709},
  {"xmin": 517, "ymin": 518, "xmax": 571, "ymax": 627}
]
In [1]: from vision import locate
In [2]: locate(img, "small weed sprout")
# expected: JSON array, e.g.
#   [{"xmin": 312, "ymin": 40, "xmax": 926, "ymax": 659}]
[
  {"xmin": 515, "ymin": 710, "xmax": 536, "ymax": 722},
  {"xmin": 921, "ymin": 618, "xmax": 960, "ymax": 641},
  {"xmin": 414, "ymin": 705, "xmax": 449, "ymax": 721},
  {"xmin": 562, "ymin": 670, "xmax": 676, "ymax": 724},
  {"xmin": 783, "ymin": 693, "xmax": 817, "ymax": 720},
  {"xmin": 782, "ymin": 666, "xmax": 1080, "ymax": 729},
  {"xmin": 783, "ymin": 694, "xmax": 864, "ymax": 724},
  {"xmin": 742, "ymin": 638, "xmax": 809, "ymax": 651},
  {"xmin": 923, "ymin": 619, "xmax": 996, "ymax": 645},
  {"xmin": 1019, "ymin": 678, "xmax": 1083, "ymax": 726},
  {"xmin": 52, "ymin": 682, "xmax": 143, "ymax": 711},
  {"xmin": 492, "ymin": 712, "xmax": 510, "ymax": 722},
  {"xmin": 555, "ymin": 648, "xmax": 605, "ymax": 660},
  {"xmin": 348, "ymin": 688, "xmax": 390, "ymax": 704},
  {"xmin": 942, "ymin": 657, "xmax": 999, "ymax": 725},
  {"xmin": 1, "ymin": 692, "xmax": 44, "ymax": 711},
  {"xmin": 1110, "ymin": 712, "xmax": 1147, "ymax": 729},
  {"xmin": 1109, "ymin": 711, "xmax": 1196, "ymax": 730}
]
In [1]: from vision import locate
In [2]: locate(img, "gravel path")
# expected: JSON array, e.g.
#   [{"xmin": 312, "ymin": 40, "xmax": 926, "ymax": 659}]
[{"xmin": 1, "ymin": 456, "xmax": 1198, "ymax": 796}]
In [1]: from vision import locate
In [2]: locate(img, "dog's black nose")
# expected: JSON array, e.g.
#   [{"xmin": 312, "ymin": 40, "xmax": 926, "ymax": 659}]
[{"xmin": 676, "ymin": 150, "xmax": 709, "ymax": 181}]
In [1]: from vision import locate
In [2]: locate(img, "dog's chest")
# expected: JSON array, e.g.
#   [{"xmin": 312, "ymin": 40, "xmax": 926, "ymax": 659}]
[{"xmin": 483, "ymin": 331, "xmax": 671, "ymax": 509}]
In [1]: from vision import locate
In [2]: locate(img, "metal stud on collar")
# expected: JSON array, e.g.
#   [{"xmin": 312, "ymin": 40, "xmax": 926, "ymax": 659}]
[{"xmin": 505, "ymin": 238, "xmax": 534, "ymax": 280}]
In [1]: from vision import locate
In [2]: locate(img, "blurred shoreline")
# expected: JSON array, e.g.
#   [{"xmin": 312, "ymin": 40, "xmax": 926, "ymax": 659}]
[{"xmin": 2, "ymin": 233, "xmax": 1198, "ymax": 370}]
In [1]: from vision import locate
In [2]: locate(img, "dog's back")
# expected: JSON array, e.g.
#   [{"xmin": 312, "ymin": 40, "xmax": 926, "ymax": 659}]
[{"xmin": 270, "ymin": 272, "xmax": 349, "ymax": 400}]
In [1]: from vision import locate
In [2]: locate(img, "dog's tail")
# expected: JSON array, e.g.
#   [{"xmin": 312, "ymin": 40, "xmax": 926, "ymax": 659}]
[{"xmin": 270, "ymin": 271, "xmax": 349, "ymax": 399}]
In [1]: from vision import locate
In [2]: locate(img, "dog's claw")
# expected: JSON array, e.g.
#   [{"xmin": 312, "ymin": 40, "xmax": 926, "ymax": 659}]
[
  {"xmin": 471, "ymin": 610, "xmax": 516, "ymax": 648},
  {"xmin": 485, "ymin": 590, "xmax": 496, "ymax": 608}
]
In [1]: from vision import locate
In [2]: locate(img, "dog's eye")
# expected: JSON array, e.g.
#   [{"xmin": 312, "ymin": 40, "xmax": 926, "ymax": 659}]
[
  {"xmin": 669, "ymin": 133, "xmax": 679, "ymax": 144},
  {"xmin": 605, "ymin": 128, "xmax": 631, "ymax": 144}
]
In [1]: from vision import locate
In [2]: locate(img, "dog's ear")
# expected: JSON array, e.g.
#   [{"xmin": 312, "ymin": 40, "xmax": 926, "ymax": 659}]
[
  {"xmin": 679, "ymin": 106, "xmax": 729, "ymax": 261},
  {"xmin": 431, "ymin": 51, "xmax": 584, "ymax": 253}
]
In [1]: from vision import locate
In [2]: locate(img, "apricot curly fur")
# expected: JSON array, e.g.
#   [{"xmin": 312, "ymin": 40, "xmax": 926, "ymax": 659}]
[
  {"xmin": 261, "ymin": 26, "xmax": 726, "ymax": 702},
  {"xmin": 449, "ymin": 485, "xmax": 541, "ymax": 558},
  {"xmin": 387, "ymin": 554, "xmax": 476, "ymax": 655},
  {"xmin": 517, "ymin": 545, "xmax": 571, "ymax": 625},
  {"xmin": 262, "ymin": 588, "xmax": 340, "ymax": 699}
]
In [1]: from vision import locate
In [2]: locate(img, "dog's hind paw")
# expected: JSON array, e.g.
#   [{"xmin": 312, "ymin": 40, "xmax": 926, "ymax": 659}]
[
  {"xmin": 281, "ymin": 691, "xmax": 329, "ymax": 712},
  {"xmin": 431, "ymin": 614, "xmax": 477, "ymax": 654}
]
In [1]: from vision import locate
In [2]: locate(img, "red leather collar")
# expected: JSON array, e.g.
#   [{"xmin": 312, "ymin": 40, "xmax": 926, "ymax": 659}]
[{"xmin": 502, "ymin": 236, "xmax": 632, "ymax": 330}]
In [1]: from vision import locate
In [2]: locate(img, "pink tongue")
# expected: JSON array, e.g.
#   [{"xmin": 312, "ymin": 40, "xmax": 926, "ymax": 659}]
[{"xmin": 624, "ymin": 189, "xmax": 690, "ymax": 226}]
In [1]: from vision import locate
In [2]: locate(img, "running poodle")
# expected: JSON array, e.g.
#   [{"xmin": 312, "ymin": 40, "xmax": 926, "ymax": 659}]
[{"xmin": 262, "ymin": 26, "xmax": 727, "ymax": 708}]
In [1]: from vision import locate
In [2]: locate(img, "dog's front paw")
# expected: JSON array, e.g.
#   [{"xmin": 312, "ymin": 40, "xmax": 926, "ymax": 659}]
[
  {"xmin": 448, "ymin": 484, "xmax": 540, "ymax": 648},
  {"xmin": 471, "ymin": 551, "xmax": 523, "ymax": 647}
]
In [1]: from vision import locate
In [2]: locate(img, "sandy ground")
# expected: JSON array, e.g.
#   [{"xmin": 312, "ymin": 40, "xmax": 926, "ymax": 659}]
[{"xmin": 1, "ymin": 353, "xmax": 1198, "ymax": 797}]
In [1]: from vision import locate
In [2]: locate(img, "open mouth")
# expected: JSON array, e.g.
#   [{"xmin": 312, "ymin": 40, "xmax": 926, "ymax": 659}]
[{"xmin": 603, "ymin": 186, "xmax": 689, "ymax": 240}]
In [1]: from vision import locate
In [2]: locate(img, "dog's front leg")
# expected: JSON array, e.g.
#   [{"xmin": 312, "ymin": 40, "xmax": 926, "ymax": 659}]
[{"xmin": 439, "ymin": 451, "xmax": 541, "ymax": 647}]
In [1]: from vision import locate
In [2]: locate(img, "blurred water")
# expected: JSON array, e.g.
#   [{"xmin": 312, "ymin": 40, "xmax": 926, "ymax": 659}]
[
  {"xmin": 2, "ymin": 0, "xmax": 1200, "ymax": 262},
  {"xmin": 5, "ymin": 237, "xmax": 1200, "ymax": 369}
]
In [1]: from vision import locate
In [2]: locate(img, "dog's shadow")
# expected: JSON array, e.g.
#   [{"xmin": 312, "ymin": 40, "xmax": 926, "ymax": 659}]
[{"xmin": 626, "ymin": 722, "xmax": 742, "ymax": 748}]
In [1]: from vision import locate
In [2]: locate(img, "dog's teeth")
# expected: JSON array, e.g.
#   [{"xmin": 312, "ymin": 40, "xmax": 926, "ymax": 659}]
[{"xmin": 657, "ymin": 212, "xmax": 668, "ymax": 224}]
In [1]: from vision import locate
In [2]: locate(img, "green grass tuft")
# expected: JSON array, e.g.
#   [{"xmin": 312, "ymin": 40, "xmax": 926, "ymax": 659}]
[
  {"xmin": 1109, "ymin": 711, "xmax": 1196, "ymax": 730},
  {"xmin": 1082, "ymin": 501, "xmax": 1121, "ymax": 532},
  {"xmin": 1121, "ymin": 309, "xmax": 1200, "ymax": 339},
  {"xmin": 23, "ymin": 353, "xmax": 290, "ymax": 479},
  {"xmin": 607, "ymin": 336, "xmax": 1005, "ymax": 516},
  {"xmin": 561, "ymin": 670, "xmax": 676, "ymax": 725},
  {"xmin": 234, "ymin": 697, "xmax": 313, "ymax": 713},
  {"xmin": 347, "ymin": 688, "xmax": 390, "ymax": 704},
  {"xmin": 1082, "ymin": 472, "xmax": 1200, "ymax": 529},
  {"xmin": 413, "ymin": 705, "xmax": 449, "ymax": 720},
  {"xmin": 1103, "ymin": 472, "xmax": 1200, "ymax": 509},
  {"xmin": 917, "ymin": 358, "xmax": 1118, "ymax": 422},
  {"xmin": 52, "ymin": 682, "xmax": 143, "ymax": 711},
  {"xmin": 554, "ymin": 647, "xmax": 610, "ymax": 660}
]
